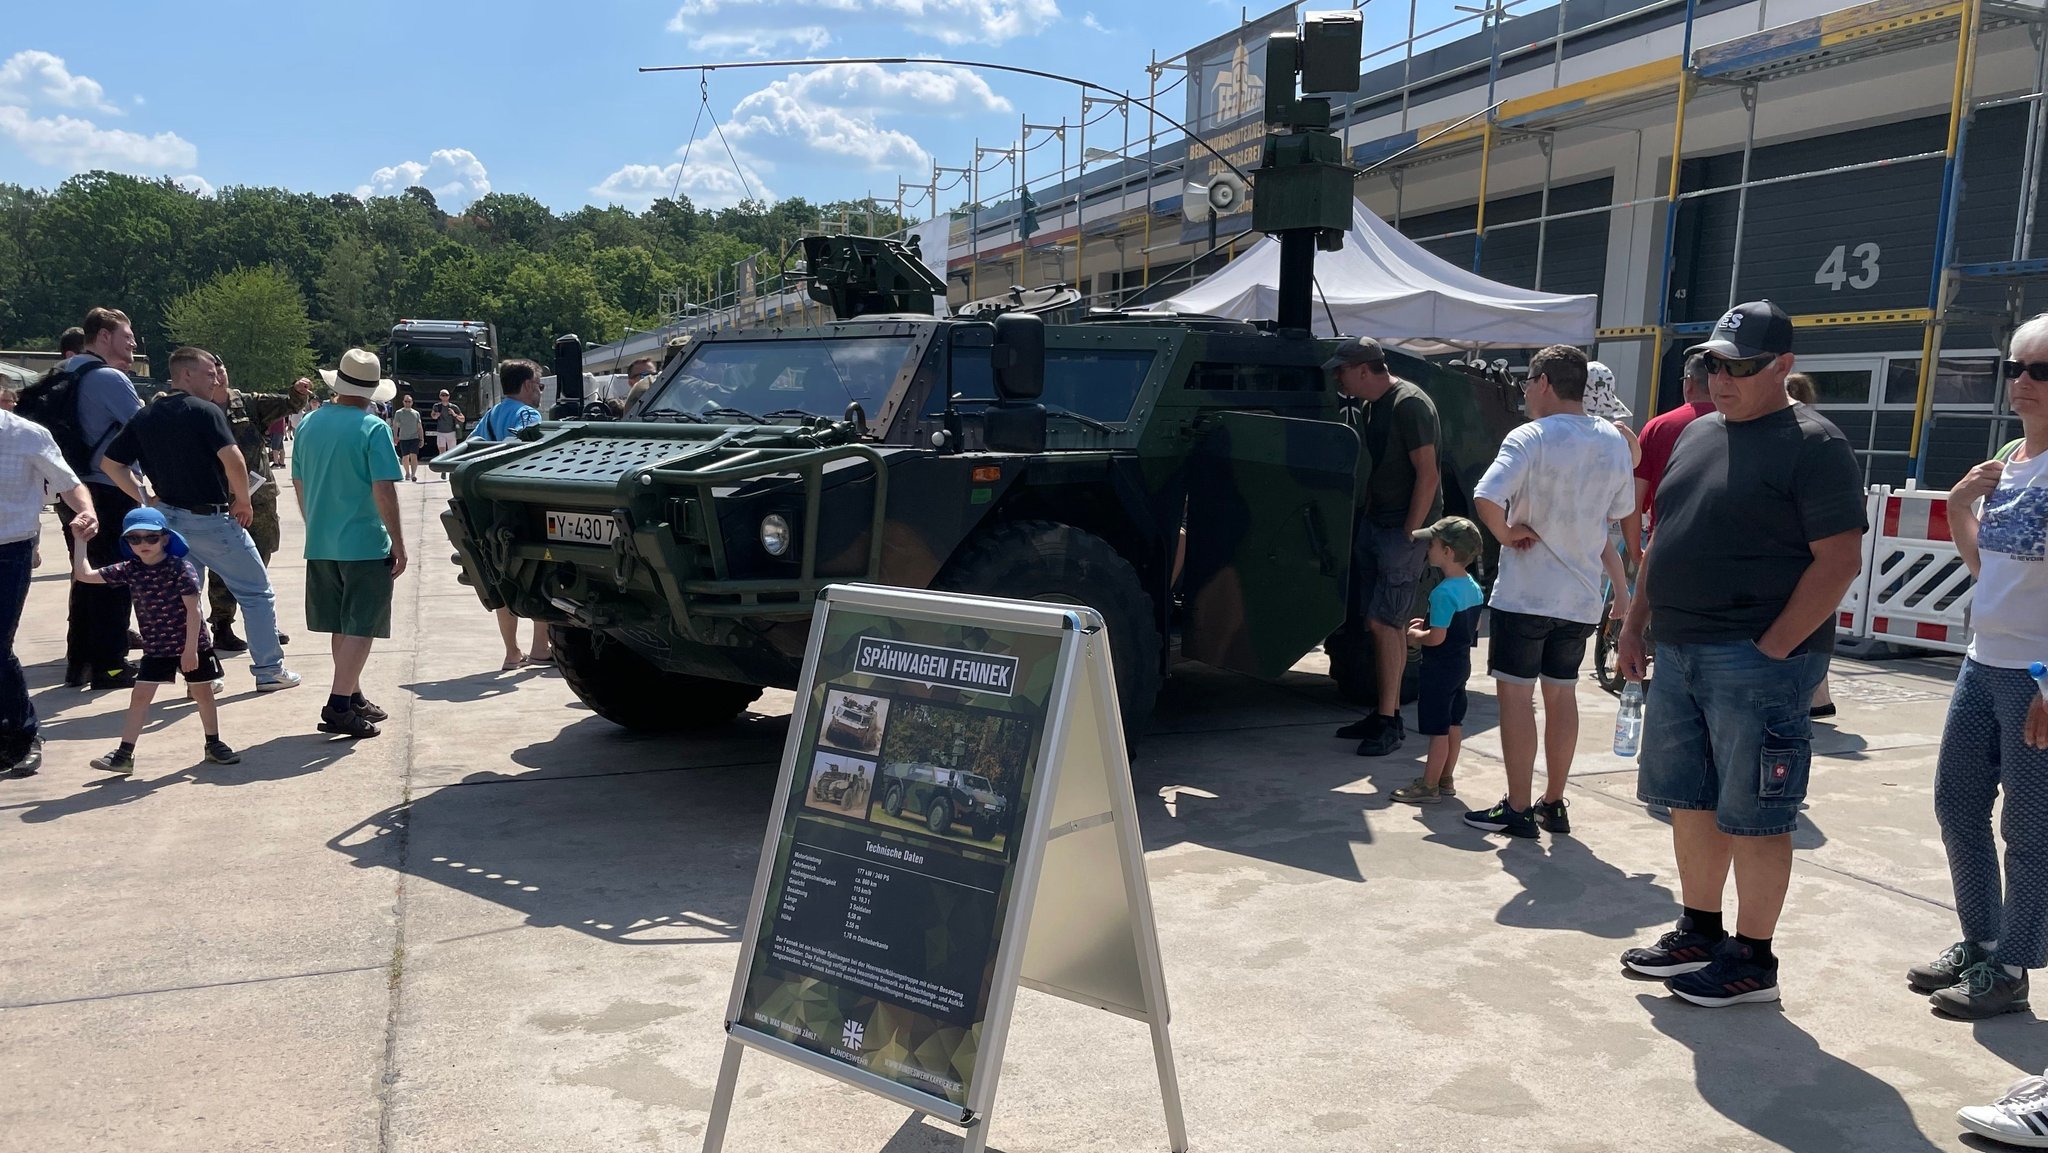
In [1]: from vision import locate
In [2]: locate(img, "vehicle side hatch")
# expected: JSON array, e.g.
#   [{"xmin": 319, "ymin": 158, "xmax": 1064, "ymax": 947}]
[{"xmin": 1180, "ymin": 412, "xmax": 1360, "ymax": 678}]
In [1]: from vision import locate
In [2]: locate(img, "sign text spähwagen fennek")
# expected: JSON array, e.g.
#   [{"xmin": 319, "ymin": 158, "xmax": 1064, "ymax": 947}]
[{"xmin": 853, "ymin": 636, "xmax": 1019, "ymax": 696}]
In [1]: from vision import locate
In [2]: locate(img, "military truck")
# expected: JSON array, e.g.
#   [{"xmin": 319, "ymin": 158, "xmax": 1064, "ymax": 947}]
[
  {"xmin": 387, "ymin": 319, "xmax": 500, "ymax": 449},
  {"xmin": 433, "ymin": 12, "xmax": 1514, "ymax": 733}
]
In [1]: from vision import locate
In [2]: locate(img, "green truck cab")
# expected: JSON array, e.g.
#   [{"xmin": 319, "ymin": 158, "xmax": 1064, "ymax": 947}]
[{"xmin": 433, "ymin": 236, "xmax": 1512, "ymax": 733}]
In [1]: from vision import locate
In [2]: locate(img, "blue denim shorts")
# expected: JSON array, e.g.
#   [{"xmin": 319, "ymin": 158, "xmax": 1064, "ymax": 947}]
[{"xmin": 1635, "ymin": 640, "xmax": 1828, "ymax": 836}]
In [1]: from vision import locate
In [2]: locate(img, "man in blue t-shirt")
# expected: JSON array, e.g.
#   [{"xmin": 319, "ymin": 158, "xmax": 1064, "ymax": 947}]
[
  {"xmin": 470, "ymin": 358, "xmax": 546, "ymax": 444},
  {"xmin": 297, "ymin": 349, "xmax": 407, "ymax": 739},
  {"xmin": 470, "ymin": 359, "xmax": 551, "ymax": 668},
  {"xmin": 58, "ymin": 308, "xmax": 146, "ymax": 688}
]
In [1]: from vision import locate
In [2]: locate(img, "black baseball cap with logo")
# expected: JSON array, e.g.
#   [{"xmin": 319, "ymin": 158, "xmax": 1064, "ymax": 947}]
[
  {"xmin": 1321, "ymin": 336, "xmax": 1386, "ymax": 372},
  {"xmin": 1686, "ymin": 300, "xmax": 1794, "ymax": 359}
]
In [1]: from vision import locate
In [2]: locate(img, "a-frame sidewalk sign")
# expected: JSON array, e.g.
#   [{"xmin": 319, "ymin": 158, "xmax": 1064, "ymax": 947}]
[{"xmin": 702, "ymin": 583, "xmax": 1188, "ymax": 1153}]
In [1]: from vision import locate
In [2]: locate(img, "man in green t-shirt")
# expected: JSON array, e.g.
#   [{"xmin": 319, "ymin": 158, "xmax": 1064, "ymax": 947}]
[
  {"xmin": 1327, "ymin": 337, "xmax": 1442, "ymax": 757},
  {"xmin": 296, "ymin": 348, "xmax": 408, "ymax": 739}
]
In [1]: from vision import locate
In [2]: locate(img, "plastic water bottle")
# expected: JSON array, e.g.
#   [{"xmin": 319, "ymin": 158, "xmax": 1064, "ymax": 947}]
[
  {"xmin": 1613, "ymin": 681, "xmax": 1645, "ymax": 758},
  {"xmin": 2032, "ymin": 662, "xmax": 2048, "ymax": 702}
]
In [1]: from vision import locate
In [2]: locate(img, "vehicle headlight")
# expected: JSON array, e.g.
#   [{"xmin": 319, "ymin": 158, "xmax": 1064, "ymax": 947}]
[{"xmin": 759, "ymin": 514, "xmax": 792, "ymax": 557}]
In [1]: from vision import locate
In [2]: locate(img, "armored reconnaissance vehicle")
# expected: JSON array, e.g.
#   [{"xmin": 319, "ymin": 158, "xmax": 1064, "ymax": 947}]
[{"xmin": 435, "ymin": 14, "xmax": 1515, "ymax": 733}]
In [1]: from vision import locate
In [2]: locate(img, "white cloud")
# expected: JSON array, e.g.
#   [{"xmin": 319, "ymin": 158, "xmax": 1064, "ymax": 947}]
[
  {"xmin": 666, "ymin": 0, "xmax": 1056, "ymax": 44},
  {"xmin": 353, "ymin": 148, "xmax": 492, "ymax": 210},
  {"xmin": 0, "ymin": 50, "xmax": 121, "ymax": 115},
  {"xmin": 871, "ymin": 0, "xmax": 1061, "ymax": 44},
  {"xmin": 1081, "ymin": 11, "xmax": 1110, "ymax": 33},
  {"xmin": 594, "ymin": 61, "xmax": 1004, "ymax": 209},
  {"xmin": 590, "ymin": 161, "xmax": 772, "ymax": 211},
  {"xmin": 687, "ymin": 26, "xmax": 833, "ymax": 56},
  {"xmin": 0, "ymin": 105, "xmax": 197, "ymax": 171},
  {"xmin": 173, "ymin": 173, "xmax": 214, "ymax": 198}
]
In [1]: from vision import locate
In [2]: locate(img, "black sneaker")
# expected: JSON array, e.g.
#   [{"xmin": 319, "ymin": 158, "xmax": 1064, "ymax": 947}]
[
  {"xmin": 1355, "ymin": 713, "xmax": 1406, "ymax": 757},
  {"xmin": 2, "ymin": 736, "xmax": 39, "ymax": 775},
  {"xmin": 1534, "ymin": 797, "xmax": 1571, "ymax": 834},
  {"xmin": 203, "ymin": 740, "xmax": 242, "ymax": 765},
  {"xmin": 1931, "ymin": 963, "xmax": 2031, "ymax": 1020},
  {"xmin": 1667, "ymin": 937, "xmax": 1780, "ymax": 1006},
  {"xmin": 1335, "ymin": 714, "xmax": 1383, "ymax": 740},
  {"xmin": 318, "ymin": 706, "xmax": 380, "ymax": 739},
  {"xmin": 1462, "ymin": 796, "xmax": 1538, "ymax": 838},
  {"xmin": 353, "ymin": 697, "xmax": 389, "ymax": 723},
  {"xmin": 212, "ymin": 622, "xmax": 249, "ymax": 653},
  {"xmin": 90, "ymin": 748, "xmax": 135, "ymax": 775},
  {"xmin": 1621, "ymin": 917, "xmax": 1723, "ymax": 977},
  {"xmin": 1909, "ymin": 941, "xmax": 1990, "ymax": 993}
]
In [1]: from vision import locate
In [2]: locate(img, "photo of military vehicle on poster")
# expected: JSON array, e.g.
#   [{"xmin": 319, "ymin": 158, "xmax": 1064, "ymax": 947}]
[
  {"xmin": 820, "ymin": 688, "xmax": 888, "ymax": 755},
  {"xmin": 866, "ymin": 700, "xmax": 1031, "ymax": 853},
  {"xmin": 802, "ymin": 751, "xmax": 876, "ymax": 817}
]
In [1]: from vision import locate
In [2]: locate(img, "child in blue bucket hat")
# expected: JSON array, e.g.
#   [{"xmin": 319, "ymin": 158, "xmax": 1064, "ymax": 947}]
[{"xmin": 69, "ymin": 507, "xmax": 239, "ymax": 773}]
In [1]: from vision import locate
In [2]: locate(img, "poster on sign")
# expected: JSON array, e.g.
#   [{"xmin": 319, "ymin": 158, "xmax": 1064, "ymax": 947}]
[
  {"xmin": 705, "ymin": 584, "xmax": 1187, "ymax": 1153},
  {"xmin": 731, "ymin": 600, "xmax": 1064, "ymax": 1109}
]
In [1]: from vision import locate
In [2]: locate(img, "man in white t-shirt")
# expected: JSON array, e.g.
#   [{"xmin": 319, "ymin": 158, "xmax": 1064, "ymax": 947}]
[{"xmin": 1464, "ymin": 345, "xmax": 1636, "ymax": 839}]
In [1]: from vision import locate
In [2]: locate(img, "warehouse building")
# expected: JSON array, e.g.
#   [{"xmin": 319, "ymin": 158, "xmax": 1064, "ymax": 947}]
[{"xmin": 941, "ymin": 0, "xmax": 2045, "ymax": 488}]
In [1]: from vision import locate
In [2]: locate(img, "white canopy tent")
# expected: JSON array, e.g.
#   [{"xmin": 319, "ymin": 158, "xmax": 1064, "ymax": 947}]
[{"xmin": 1161, "ymin": 204, "xmax": 1599, "ymax": 355}]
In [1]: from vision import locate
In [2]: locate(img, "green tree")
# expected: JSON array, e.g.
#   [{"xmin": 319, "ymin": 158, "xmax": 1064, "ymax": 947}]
[
  {"xmin": 163, "ymin": 265, "xmax": 317, "ymax": 389},
  {"xmin": 315, "ymin": 234, "xmax": 390, "ymax": 357}
]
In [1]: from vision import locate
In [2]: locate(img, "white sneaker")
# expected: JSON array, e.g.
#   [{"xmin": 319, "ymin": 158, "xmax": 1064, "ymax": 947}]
[
  {"xmin": 1959, "ymin": 1071, "xmax": 2048, "ymax": 1147},
  {"xmin": 255, "ymin": 670, "xmax": 303, "ymax": 693}
]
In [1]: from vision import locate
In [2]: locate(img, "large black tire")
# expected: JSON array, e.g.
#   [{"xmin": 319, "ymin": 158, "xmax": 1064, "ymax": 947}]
[
  {"xmin": 926, "ymin": 800, "xmax": 952, "ymax": 836},
  {"xmin": 883, "ymin": 787, "xmax": 904, "ymax": 818},
  {"xmin": 934, "ymin": 520, "xmax": 1163, "ymax": 730},
  {"xmin": 549, "ymin": 625, "xmax": 763, "ymax": 732}
]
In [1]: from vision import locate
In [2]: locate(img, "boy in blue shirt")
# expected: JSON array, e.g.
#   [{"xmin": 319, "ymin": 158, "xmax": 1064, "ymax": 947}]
[{"xmin": 1392, "ymin": 516, "xmax": 1485, "ymax": 804}]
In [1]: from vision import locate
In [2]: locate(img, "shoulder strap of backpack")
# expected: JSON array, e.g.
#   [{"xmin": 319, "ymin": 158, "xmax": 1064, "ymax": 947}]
[{"xmin": 1996, "ymin": 438, "xmax": 2025, "ymax": 463}]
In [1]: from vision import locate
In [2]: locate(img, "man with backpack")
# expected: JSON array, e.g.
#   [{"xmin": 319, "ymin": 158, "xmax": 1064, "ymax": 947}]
[{"xmin": 23, "ymin": 308, "xmax": 145, "ymax": 689}]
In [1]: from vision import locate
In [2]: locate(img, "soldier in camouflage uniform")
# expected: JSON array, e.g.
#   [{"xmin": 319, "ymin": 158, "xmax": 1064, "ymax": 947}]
[{"xmin": 197, "ymin": 360, "xmax": 314, "ymax": 651}]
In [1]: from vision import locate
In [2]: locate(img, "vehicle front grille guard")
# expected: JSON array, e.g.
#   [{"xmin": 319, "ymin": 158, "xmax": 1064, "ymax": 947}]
[
  {"xmin": 628, "ymin": 439, "xmax": 889, "ymax": 621},
  {"xmin": 443, "ymin": 423, "xmax": 888, "ymax": 635}
]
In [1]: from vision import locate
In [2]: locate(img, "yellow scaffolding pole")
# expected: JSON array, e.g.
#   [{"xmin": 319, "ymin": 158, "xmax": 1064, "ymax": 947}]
[
  {"xmin": 1907, "ymin": 0, "xmax": 1982, "ymax": 475},
  {"xmin": 1471, "ymin": 120, "xmax": 1495, "ymax": 273}
]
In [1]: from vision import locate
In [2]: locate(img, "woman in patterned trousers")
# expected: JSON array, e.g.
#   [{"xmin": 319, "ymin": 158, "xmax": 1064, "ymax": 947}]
[{"xmin": 1913, "ymin": 312, "xmax": 2048, "ymax": 1021}]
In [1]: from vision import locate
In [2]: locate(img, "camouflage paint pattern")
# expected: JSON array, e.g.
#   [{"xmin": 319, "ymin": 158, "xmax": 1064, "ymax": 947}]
[{"xmin": 438, "ymin": 272, "xmax": 1513, "ymax": 712}]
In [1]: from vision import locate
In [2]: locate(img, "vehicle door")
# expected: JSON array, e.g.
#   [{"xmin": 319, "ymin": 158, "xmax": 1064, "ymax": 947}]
[{"xmin": 1181, "ymin": 412, "xmax": 1360, "ymax": 678}]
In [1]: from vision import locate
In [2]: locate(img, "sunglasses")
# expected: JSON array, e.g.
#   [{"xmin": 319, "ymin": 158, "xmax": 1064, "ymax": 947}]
[
  {"xmin": 1704, "ymin": 353, "xmax": 1777, "ymax": 379},
  {"xmin": 2000, "ymin": 359, "xmax": 2048, "ymax": 382},
  {"xmin": 124, "ymin": 532, "xmax": 165, "ymax": 545}
]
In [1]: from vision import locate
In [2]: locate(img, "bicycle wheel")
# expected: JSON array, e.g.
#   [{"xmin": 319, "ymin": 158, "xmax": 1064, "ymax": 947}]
[{"xmin": 1593, "ymin": 614, "xmax": 1625, "ymax": 696}]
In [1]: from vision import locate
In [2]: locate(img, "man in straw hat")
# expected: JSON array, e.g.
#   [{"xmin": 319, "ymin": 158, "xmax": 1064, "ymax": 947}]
[{"xmin": 295, "ymin": 349, "xmax": 408, "ymax": 739}]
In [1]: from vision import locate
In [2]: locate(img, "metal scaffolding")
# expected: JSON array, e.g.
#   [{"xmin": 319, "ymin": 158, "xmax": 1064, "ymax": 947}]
[{"xmin": 1353, "ymin": 0, "xmax": 2048, "ymax": 479}]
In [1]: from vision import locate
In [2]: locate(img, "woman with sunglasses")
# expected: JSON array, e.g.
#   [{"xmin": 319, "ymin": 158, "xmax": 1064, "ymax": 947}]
[{"xmin": 1914, "ymin": 313, "xmax": 2048, "ymax": 1023}]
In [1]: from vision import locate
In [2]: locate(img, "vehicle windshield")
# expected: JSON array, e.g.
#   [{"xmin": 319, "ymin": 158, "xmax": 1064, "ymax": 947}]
[
  {"xmin": 962, "ymin": 773, "xmax": 994, "ymax": 792},
  {"xmin": 645, "ymin": 335, "xmax": 916, "ymax": 421},
  {"xmin": 393, "ymin": 342, "xmax": 475, "ymax": 379}
]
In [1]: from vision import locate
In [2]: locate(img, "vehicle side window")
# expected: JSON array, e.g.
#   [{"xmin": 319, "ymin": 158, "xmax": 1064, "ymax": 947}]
[
  {"xmin": 1188, "ymin": 362, "xmax": 1321, "ymax": 391},
  {"xmin": 938, "ymin": 346, "xmax": 1155, "ymax": 423}
]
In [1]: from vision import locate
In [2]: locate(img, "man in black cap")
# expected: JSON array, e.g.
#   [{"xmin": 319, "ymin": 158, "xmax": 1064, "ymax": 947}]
[
  {"xmin": 1615, "ymin": 300, "xmax": 1867, "ymax": 1008},
  {"xmin": 1326, "ymin": 336, "xmax": 1442, "ymax": 757}
]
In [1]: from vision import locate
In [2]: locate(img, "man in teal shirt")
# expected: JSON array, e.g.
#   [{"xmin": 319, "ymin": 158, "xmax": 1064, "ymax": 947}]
[{"xmin": 296, "ymin": 348, "xmax": 407, "ymax": 738}]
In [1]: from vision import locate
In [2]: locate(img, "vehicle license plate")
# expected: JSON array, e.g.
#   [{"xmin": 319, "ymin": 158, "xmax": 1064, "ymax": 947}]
[{"xmin": 545, "ymin": 511, "xmax": 617, "ymax": 546}]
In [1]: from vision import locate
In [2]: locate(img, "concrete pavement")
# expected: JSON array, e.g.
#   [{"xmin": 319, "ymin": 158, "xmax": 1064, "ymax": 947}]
[{"xmin": 1, "ymin": 476, "xmax": 2032, "ymax": 1153}]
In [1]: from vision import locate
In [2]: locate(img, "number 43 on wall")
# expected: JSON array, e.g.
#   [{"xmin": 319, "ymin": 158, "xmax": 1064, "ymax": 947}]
[{"xmin": 1816, "ymin": 243, "xmax": 1881, "ymax": 290}]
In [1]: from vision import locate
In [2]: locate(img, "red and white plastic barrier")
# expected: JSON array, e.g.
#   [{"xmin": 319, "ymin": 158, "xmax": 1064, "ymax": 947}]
[{"xmin": 1838, "ymin": 486, "xmax": 1975, "ymax": 655}]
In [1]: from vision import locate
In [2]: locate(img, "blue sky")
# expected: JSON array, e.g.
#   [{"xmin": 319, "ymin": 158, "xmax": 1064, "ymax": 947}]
[{"xmin": 0, "ymin": 1, "xmax": 1468, "ymax": 216}]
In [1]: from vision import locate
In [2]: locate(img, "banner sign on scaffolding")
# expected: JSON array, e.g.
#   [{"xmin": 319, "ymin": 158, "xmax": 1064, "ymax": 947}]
[
  {"xmin": 703, "ymin": 584, "xmax": 1186, "ymax": 1153},
  {"xmin": 1180, "ymin": 2, "xmax": 1300, "ymax": 245}
]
